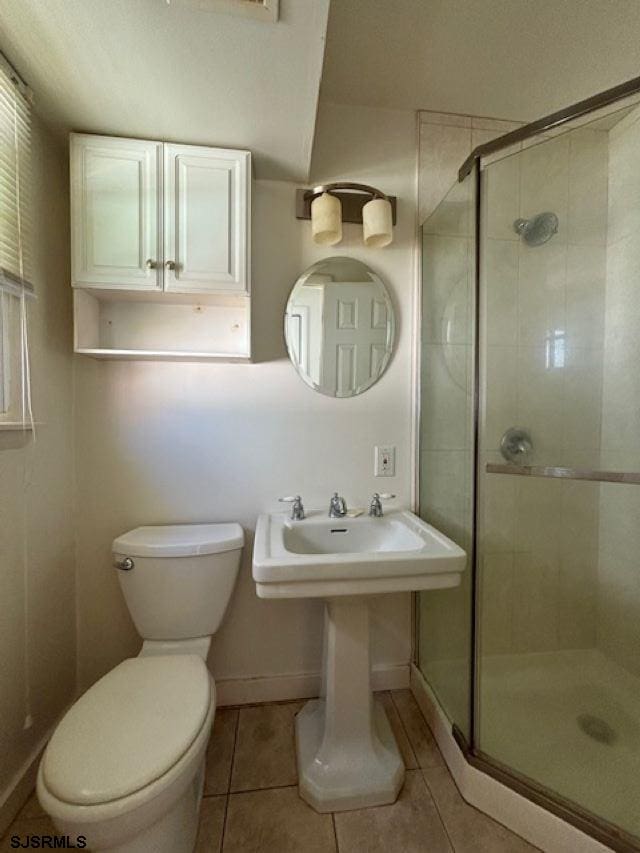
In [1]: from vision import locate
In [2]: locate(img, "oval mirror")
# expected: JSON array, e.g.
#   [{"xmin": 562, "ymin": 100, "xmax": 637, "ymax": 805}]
[{"xmin": 284, "ymin": 257, "xmax": 395, "ymax": 398}]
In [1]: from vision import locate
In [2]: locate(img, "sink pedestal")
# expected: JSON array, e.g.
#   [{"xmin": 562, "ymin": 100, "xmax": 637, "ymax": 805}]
[{"xmin": 295, "ymin": 597, "xmax": 404, "ymax": 813}]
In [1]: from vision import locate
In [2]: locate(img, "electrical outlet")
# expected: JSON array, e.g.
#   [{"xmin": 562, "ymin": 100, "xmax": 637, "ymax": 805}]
[{"xmin": 374, "ymin": 445, "xmax": 395, "ymax": 477}]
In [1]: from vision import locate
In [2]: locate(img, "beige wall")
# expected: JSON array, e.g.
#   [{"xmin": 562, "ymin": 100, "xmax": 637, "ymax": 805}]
[
  {"xmin": 598, "ymin": 106, "xmax": 640, "ymax": 676},
  {"xmin": 0, "ymin": 116, "xmax": 75, "ymax": 820},
  {"xmin": 73, "ymin": 101, "xmax": 417, "ymax": 696}
]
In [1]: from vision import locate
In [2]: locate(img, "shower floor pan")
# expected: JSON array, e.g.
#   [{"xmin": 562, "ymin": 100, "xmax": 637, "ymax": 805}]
[
  {"xmin": 427, "ymin": 648, "xmax": 640, "ymax": 838},
  {"xmin": 478, "ymin": 649, "xmax": 640, "ymax": 838}
]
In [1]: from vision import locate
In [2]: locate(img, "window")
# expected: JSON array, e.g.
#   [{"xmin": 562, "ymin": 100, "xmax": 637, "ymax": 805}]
[
  {"xmin": 0, "ymin": 293, "xmax": 9, "ymax": 414},
  {"xmin": 0, "ymin": 52, "xmax": 33, "ymax": 427}
]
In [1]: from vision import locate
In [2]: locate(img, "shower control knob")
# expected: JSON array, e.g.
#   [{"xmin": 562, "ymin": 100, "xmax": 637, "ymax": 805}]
[{"xmin": 500, "ymin": 427, "xmax": 533, "ymax": 465}]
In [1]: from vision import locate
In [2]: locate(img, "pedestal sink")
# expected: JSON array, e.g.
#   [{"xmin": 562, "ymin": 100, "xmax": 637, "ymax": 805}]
[{"xmin": 252, "ymin": 509, "xmax": 466, "ymax": 812}]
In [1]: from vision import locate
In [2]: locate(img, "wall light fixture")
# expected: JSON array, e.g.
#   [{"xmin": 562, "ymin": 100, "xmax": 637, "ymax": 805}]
[{"xmin": 296, "ymin": 183, "xmax": 397, "ymax": 248}]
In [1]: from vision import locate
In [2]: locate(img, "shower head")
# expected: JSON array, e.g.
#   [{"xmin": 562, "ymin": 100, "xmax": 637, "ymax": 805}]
[{"xmin": 513, "ymin": 212, "xmax": 559, "ymax": 246}]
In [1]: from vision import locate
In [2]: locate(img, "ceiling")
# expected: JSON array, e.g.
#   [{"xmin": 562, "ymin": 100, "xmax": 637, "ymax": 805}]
[
  {"xmin": 0, "ymin": 0, "xmax": 329, "ymax": 180},
  {"xmin": 3, "ymin": 0, "xmax": 640, "ymax": 183},
  {"xmin": 321, "ymin": 0, "xmax": 640, "ymax": 123}
]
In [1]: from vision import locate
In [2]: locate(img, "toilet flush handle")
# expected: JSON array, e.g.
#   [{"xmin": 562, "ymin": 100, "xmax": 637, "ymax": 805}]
[{"xmin": 114, "ymin": 557, "xmax": 135, "ymax": 571}]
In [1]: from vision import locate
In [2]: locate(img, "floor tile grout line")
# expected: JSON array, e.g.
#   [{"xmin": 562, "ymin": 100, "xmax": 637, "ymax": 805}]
[
  {"xmin": 395, "ymin": 687, "xmax": 448, "ymax": 769},
  {"xmin": 2, "ymin": 813, "xmax": 54, "ymax": 844},
  {"xmin": 421, "ymin": 752, "xmax": 542, "ymax": 852},
  {"xmin": 227, "ymin": 702, "xmax": 300, "ymax": 795},
  {"xmin": 220, "ymin": 697, "xmax": 310, "ymax": 711},
  {"xmin": 292, "ymin": 704, "xmax": 300, "ymax": 789},
  {"xmin": 227, "ymin": 782, "xmax": 299, "ymax": 796},
  {"xmin": 418, "ymin": 768, "xmax": 457, "ymax": 853},
  {"xmin": 227, "ymin": 709, "xmax": 241, "ymax": 795},
  {"xmin": 219, "ymin": 709, "xmax": 241, "ymax": 852},
  {"xmin": 218, "ymin": 795, "xmax": 230, "ymax": 853},
  {"xmin": 331, "ymin": 811, "xmax": 339, "ymax": 853},
  {"xmin": 389, "ymin": 689, "xmax": 422, "ymax": 769},
  {"xmin": 423, "ymin": 766, "xmax": 543, "ymax": 853}
]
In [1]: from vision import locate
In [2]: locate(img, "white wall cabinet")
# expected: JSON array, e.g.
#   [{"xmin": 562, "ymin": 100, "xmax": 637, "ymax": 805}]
[
  {"xmin": 70, "ymin": 133, "xmax": 251, "ymax": 360},
  {"xmin": 164, "ymin": 144, "xmax": 249, "ymax": 294},
  {"xmin": 71, "ymin": 135, "xmax": 163, "ymax": 291}
]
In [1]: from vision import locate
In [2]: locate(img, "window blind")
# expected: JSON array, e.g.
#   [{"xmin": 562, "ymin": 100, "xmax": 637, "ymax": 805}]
[
  {"xmin": 0, "ymin": 52, "xmax": 32, "ymax": 297},
  {"xmin": 0, "ymin": 53, "xmax": 34, "ymax": 434}
]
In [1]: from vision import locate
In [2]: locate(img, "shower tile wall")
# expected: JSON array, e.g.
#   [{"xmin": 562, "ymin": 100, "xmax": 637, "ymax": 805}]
[
  {"xmin": 598, "ymin": 104, "xmax": 640, "ymax": 677},
  {"xmin": 480, "ymin": 128, "xmax": 608, "ymax": 656},
  {"xmin": 418, "ymin": 113, "xmax": 520, "ymax": 224}
]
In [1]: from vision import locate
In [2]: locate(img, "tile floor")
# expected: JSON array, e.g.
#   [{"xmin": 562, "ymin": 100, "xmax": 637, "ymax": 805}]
[{"xmin": 2, "ymin": 690, "xmax": 539, "ymax": 852}]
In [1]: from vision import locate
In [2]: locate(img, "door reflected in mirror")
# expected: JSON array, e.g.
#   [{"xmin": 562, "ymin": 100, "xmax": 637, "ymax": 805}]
[{"xmin": 285, "ymin": 257, "xmax": 395, "ymax": 397}]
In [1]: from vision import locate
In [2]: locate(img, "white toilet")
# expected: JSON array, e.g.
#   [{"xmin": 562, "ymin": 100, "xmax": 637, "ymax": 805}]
[{"xmin": 37, "ymin": 523, "xmax": 243, "ymax": 853}]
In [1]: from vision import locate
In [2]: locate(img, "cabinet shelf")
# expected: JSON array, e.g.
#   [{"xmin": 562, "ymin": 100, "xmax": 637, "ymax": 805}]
[
  {"xmin": 74, "ymin": 289, "xmax": 251, "ymax": 361},
  {"xmin": 75, "ymin": 348, "xmax": 251, "ymax": 362}
]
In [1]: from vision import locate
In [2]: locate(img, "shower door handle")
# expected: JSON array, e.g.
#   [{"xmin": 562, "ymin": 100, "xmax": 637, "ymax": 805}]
[{"xmin": 486, "ymin": 464, "xmax": 640, "ymax": 485}]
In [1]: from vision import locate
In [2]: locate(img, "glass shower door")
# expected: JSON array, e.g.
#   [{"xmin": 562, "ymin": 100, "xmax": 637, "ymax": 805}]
[
  {"xmin": 418, "ymin": 170, "xmax": 476, "ymax": 741},
  {"xmin": 476, "ymin": 103, "xmax": 640, "ymax": 843}
]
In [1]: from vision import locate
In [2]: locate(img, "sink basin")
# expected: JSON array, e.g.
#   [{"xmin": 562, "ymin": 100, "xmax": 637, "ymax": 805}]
[
  {"xmin": 283, "ymin": 515, "xmax": 424, "ymax": 554},
  {"xmin": 253, "ymin": 509, "xmax": 466, "ymax": 598}
]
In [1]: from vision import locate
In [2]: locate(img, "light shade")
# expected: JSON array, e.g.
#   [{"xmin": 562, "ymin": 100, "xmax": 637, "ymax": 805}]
[
  {"xmin": 362, "ymin": 198, "xmax": 393, "ymax": 248},
  {"xmin": 311, "ymin": 192, "xmax": 342, "ymax": 246}
]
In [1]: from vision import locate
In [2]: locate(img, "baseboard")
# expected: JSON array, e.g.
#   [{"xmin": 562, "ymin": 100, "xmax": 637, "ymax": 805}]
[
  {"xmin": 409, "ymin": 664, "xmax": 613, "ymax": 853},
  {"xmin": 0, "ymin": 732, "xmax": 50, "ymax": 838},
  {"xmin": 216, "ymin": 663, "xmax": 410, "ymax": 707}
]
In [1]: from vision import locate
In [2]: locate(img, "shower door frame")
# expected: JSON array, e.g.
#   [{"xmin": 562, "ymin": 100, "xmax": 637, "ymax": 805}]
[{"xmin": 417, "ymin": 73, "xmax": 640, "ymax": 853}]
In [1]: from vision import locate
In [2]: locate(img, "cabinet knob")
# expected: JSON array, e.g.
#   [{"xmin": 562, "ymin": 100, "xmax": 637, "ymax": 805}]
[
  {"xmin": 145, "ymin": 259, "xmax": 158, "ymax": 269},
  {"xmin": 165, "ymin": 260, "xmax": 176, "ymax": 270}
]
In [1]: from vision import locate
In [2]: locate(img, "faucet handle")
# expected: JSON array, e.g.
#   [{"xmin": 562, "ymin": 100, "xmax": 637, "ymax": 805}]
[
  {"xmin": 369, "ymin": 492, "xmax": 396, "ymax": 517},
  {"xmin": 279, "ymin": 495, "xmax": 305, "ymax": 520}
]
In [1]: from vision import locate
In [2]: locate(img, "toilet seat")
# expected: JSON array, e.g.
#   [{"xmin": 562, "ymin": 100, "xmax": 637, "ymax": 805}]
[
  {"xmin": 38, "ymin": 676, "xmax": 215, "ymax": 852},
  {"xmin": 42, "ymin": 655, "xmax": 211, "ymax": 806}
]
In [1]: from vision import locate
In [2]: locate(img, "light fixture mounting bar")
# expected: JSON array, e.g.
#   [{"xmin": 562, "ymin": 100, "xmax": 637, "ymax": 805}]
[{"xmin": 295, "ymin": 184, "xmax": 397, "ymax": 226}]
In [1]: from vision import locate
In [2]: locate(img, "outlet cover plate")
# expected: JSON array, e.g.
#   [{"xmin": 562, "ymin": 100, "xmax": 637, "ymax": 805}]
[{"xmin": 375, "ymin": 445, "xmax": 395, "ymax": 477}]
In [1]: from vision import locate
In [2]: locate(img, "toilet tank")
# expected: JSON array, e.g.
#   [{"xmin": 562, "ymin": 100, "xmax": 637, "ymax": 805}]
[{"xmin": 112, "ymin": 524, "xmax": 244, "ymax": 640}]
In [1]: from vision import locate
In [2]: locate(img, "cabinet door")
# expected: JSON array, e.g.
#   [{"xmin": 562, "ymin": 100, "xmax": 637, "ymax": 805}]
[
  {"xmin": 164, "ymin": 144, "xmax": 250, "ymax": 294},
  {"xmin": 71, "ymin": 134, "xmax": 162, "ymax": 290}
]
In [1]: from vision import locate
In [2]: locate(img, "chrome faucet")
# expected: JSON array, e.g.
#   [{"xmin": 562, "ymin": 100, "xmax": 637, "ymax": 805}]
[
  {"xmin": 328, "ymin": 492, "xmax": 347, "ymax": 518},
  {"xmin": 368, "ymin": 493, "xmax": 396, "ymax": 517},
  {"xmin": 279, "ymin": 495, "xmax": 305, "ymax": 521}
]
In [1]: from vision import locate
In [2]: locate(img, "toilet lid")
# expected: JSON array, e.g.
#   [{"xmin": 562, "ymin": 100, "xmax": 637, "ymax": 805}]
[
  {"xmin": 112, "ymin": 523, "xmax": 244, "ymax": 558},
  {"xmin": 42, "ymin": 656, "xmax": 212, "ymax": 806}
]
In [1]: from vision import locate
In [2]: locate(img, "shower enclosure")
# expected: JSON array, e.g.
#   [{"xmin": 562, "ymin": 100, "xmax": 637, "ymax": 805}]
[{"xmin": 417, "ymin": 78, "xmax": 640, "ymax": 852}]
